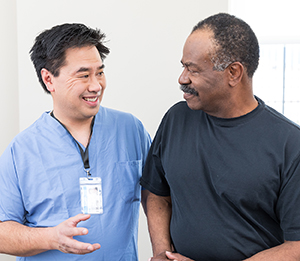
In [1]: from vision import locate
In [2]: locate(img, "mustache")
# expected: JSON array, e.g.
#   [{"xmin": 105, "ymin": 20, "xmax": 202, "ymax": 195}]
[{"xmin": 180, "ymin": 84, "xmax": 198, "ymax": 96}]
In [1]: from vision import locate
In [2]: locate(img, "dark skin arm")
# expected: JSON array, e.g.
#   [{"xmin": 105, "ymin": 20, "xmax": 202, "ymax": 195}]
[
  {"xmin": 164, "ymin": 241, "xmax": 300, "ymax": 261},
  {"xmin": 243, "ymin": 241, "xmax": 300, "ymax": 260},
  {"xmin": 142, "ymin": 190, "xmax": 173, "ymax": 260},
  {"xmin": 141, "ymin": 189, "xmax": 300, "ymax": 261},
  {"xmin": 141, "ymin": 192, "xmax": 300, "ymax": 261}
]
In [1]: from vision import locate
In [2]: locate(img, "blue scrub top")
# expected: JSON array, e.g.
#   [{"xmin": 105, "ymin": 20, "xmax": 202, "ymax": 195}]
[{"xmin": 0, "ymin": 106, "xmax": 151, "ymax": 260}]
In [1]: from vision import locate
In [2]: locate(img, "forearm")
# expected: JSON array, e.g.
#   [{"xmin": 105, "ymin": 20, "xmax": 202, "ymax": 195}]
[
  {"xmin": 0, "ymin": 214, "xmax": 99, "ymax": 257},
  {"xmin": 0, "ymin": 221, "xmax": 54, "ymax": 256},
  {"xmin": 144, "ymin": 191, "xmax": 173, "ymax": 256},
  {"xmin": 244, "ymin": 241, "xmax": 300, "ymax": 261}
]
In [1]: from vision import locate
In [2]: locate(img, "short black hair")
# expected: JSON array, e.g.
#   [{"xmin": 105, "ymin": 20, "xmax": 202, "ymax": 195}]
[
  {"xmin": 192, "ymin": 13, "xmax": 259, "ymax": 78},
  {"xmin": 30, "ymin": 23, "xmax": 110, "ymax": 93}
]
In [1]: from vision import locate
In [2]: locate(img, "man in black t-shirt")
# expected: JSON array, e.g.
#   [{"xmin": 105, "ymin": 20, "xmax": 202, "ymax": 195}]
[{"xmin": 141, "ymin": 13, "xmax": 300, "ymax": 261}]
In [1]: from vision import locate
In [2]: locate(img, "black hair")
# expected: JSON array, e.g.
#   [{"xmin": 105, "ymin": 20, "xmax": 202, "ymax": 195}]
[
  {"xmin": 192, "ymin": 13, "xmax": 259, "ymax": 78},
  {"xmin": 30, "ymin": 23, "xmax": 110, "ymax": 93}
]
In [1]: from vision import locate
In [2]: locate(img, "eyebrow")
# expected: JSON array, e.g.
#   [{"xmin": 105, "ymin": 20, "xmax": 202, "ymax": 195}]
[
  {"xmin": 76, "ymin": 64, "xmax": 105, "ymax": 74},
  {"xmin": 181, "ymin": 61, "xmax": 200, "ymax": 69},
  {"xmin": 181, "ymin": 61, "xmax": 195, "ymax": 66}
]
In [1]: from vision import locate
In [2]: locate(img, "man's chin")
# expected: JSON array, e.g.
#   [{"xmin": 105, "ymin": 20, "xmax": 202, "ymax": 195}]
[
  {"xmin": 185, "ymin": 100, "xmax": 202, "ymax": 111},
  {"xmin": 183, "ymin": 93, "xmax": 200, "ymax": 110}
]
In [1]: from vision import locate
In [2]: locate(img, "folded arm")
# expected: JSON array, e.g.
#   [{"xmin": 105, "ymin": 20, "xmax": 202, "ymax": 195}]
[
  {"xmin": 166, "ymin": 241, "xmax": 300, "ymax": 261},
  {"xmin": 0, "ymin": 214, "xmax": 100, "ymax": 257},
  {"xmin": 164, "ymin": 241, "xmax": 300, "ymax": 261},
  {"xmin": 243, "ymin": 240, "xmax": 300, "ymax": 261}
]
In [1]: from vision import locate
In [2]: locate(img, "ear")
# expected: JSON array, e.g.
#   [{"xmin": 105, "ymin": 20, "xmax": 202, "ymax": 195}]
[
  {"xmin": 227, "ymin": 62, "xmax": 244, "ymax": 87},
  {"xmin": 41, "ymin": 68, "xmax": 55, "ymax": 92}
]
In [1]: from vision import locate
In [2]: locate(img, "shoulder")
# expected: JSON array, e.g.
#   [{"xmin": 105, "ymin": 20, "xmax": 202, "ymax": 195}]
[
  {"xmin": 0, "ymin": 113, "xmax": 50, "ymax": 162},
  {"xmin": 167, "ymin": 101, "xmax": 190, "ymax": 114},
  {"xmin": 166, "ymin": 101, "xmax": 202, "ymax": 117},
  {"xmin": 8, "ymin": 112, "xmax": 49, "ymax": 145},
  {"xmin": 98, "ymin": 106, "xmax": 136, "ymax": 120},
  {"xmin": 262, "ymin": 103, "xmax": 300, "ymax": 133},
  {"xmin": 96, "ymin": 106, "xmax": 148, "ymax": 134},
  {"xmin": 96, "ymin": 107, "xmax": 151, "ymax": 149},
  {"xmin": 256, "ymin": 97, "xmax": 299, "ymax": 129},
  {"xmin": 257, "ymin": 101, "xmax": 300, "ymax": 158},
  {"xmin": 161, "ymin": 101, "xmax": 202, "ymax": 125}
]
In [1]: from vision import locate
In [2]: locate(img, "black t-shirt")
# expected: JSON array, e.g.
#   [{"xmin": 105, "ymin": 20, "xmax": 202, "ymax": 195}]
[{"xmin": 141, "ymin": 98, "xmax": 300, "ymax": 261}]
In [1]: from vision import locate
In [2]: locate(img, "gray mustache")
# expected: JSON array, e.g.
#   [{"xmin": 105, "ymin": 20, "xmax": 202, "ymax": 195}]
[{"xmin": 180, "ymin": 84, "xmax": 198, "ymax": 96}]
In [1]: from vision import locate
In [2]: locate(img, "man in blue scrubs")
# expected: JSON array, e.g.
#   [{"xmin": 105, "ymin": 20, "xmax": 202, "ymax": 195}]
[{"xmin": 0, "ymin": 23, "xmax": 151, "ymax": 260}]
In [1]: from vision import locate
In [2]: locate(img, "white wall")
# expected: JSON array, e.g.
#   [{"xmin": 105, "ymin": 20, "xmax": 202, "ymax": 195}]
[
  {"xmin": 0, "ymin": 1, "xmax": 18, "ymax": 257},
  {"xmin": 16, "ymin": 0, "xmax": 228, "ymax": 136},
  {"xmin": 229, "ymin": 0, "xmax": 300, "ymax": 44},
  {"xmin": 0, "ymin": 0, "xmax": 228, "ymax": 260},
  {"xmin": 0, "ymin": 0, "xmax": 19, "ymax": 156}
]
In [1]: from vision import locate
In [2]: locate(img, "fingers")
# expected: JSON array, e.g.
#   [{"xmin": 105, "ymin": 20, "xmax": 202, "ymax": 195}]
[
  {"xmin": 56, "ymin": 225, "xmax": 101, "ymax": 255},
  {"xmin": 52, "ymin": 214, "xmax": 100, "ymax": 255},
  {"xmin": 166, "ymin": 251, "xmax": 176, "ymax": 259},
  {"xmin": 148, "ymin": 252, "xmax": 170, "ymax": 261},
  {"xmin": 69, "ymin": 214, "xmax": 91, "ymax": 227},
  {"xmin": 58, "ymin": 239, "xmax": 101, "ymax": 255},
  {"xmin": 87, "ymin": 243, "xmax": 101, "ymax": 252},
  {"xmin": 61, "ymin": 214, "xmax": 91, "ymax": 237},
  {"xmin": 165, "ymin": 251, "xmax": 194, "ymax": 261}
]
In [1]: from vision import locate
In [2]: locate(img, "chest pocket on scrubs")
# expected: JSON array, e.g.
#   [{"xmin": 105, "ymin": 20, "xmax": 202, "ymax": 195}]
[{"xmin": 115, "ymin": 160, "xmax": 142, "ymax": 202}]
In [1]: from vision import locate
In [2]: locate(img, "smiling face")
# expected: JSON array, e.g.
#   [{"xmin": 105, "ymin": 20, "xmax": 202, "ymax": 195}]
[
  {"xmin": 179, "ymin": 29, "xmax": 231, "ymax": 116},
  {"xmin": 43, "ymin": 45, "xmax": 106, "ymax": 125}
]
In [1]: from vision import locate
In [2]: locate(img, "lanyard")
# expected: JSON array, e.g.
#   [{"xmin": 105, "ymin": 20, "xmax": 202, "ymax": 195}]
[{"xmin": 50, "ymin": 111, "xmax": 95, "ymax": 179}]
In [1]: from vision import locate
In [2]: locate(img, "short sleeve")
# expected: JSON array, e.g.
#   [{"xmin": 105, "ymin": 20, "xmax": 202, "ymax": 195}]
[
  {"xmin": 133, "ymin": 116, "xmax": 152, "ymax": 169},
  {"xmin": 0, "ymin": 144, "xmax": 25, "ymax": 223},
  {"xmin": 140, "ymin": 116, "xmax": 170, "ymax": 196},
  {"xmin": 277, "ymin": 152, "xmax": 300, "ymax": 241}
]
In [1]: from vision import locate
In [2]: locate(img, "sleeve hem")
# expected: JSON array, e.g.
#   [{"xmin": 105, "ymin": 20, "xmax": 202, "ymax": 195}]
[
  {"xmin": 140, "ymin": 178, "xmax": 170, "ymax": 197},
  {"xmin": 284, "ymin": 231, "xmax": 300, "ymax": 241}
]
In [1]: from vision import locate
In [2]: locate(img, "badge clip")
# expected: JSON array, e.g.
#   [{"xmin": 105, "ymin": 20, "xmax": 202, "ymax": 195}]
[{"xmin": 85, "ymin": 169, "xmax": 92, "ymax": 180}]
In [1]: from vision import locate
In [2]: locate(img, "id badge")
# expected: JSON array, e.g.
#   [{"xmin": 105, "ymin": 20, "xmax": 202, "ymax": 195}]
[{"xmin": 80, "ymin": 177, "xmax": 103, "ymax": 214}]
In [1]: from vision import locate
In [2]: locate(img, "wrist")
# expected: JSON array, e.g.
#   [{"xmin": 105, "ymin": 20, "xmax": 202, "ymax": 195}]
[
  {"xmin": 42, "ymin": 226, "xmax": 57, "ymax": 251},
  {"xmin": 153, "ymin": 246, "xmax": 173, "ymax": 257}
]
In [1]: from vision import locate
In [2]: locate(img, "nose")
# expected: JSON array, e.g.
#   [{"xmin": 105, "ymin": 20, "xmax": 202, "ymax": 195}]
[
  {"xmin": 89, "ymin": 75, "xmax": 104, "ymax": 93},
  {"xmin": 178, "ymin": 68, "xmax": 191, "ymax": 85}
]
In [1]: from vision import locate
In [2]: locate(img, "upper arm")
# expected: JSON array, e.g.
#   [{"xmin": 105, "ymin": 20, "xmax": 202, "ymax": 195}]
[
  {"xmin": 141, "ymin": 189, "xmax": 150, "ymax": 215},
  {"xmin": 143, "ymin": 190, "xmax": 171, "ymax": 215},
  {"xmin": 0, "ymin": 146, "xmax": 25, "ymax": 223}
]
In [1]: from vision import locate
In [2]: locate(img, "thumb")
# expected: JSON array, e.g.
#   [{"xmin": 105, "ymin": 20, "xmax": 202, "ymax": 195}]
[
  {"xmin": 166, "ymin": 251, "xmax": 178, "ymax": 260},
  {"xmin": 166, "ymin": 251, "xmax": 193, "ymax": 261}
]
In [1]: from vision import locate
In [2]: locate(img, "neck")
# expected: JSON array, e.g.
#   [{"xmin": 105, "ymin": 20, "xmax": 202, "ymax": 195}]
[
  {"xmin": 226, "ymin": 96, "xmax": 258, "ymax": 118},
  {"xmin": 67, "ymin": 120, "xmax": 93, "ymax": 148},
  {"xmin": 207, "ymin": 94, "xmax": 258, "ymax": 119},
  {"xmin": 213, "ymin": 80, "xmax": 258, "ymax": 118},
  {"xmin": 52, "ymin": 111, "xmax": 94, "ymax": 148}
]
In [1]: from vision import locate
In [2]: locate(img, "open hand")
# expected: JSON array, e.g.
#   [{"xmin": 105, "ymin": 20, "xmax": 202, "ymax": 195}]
[{"xmin": 51, "ymin": 214, "xmax": 100, "ymax": 254}]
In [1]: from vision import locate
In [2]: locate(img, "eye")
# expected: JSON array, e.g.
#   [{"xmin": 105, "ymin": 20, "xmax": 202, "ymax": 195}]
[
  {"xmin": 78, "ymin": 74, "xmax": 89, "ymax": 79},
  {"xmin": 185, "ymin": 67, "xmax": 193, "ymax": 74},
  {"xmin": 181, "ymin": 64, "xmax": 198, "ymax": 74},
  {"xmin": 97, "ymin": 71, "xmax": 104, "ymax": 77},
  {"xmin": 190, "ymin": 69, "xmax": 198, "ymax": 74}
]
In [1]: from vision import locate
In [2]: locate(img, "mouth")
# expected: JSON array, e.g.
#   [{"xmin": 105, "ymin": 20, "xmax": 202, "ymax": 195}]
[
  {"xmin": 180, "ymin": 84, "xmax": 198, "ymax": 96},
  {"xmin": 83, "ymin": 97, "xmax": 98, "ymax": 102}
]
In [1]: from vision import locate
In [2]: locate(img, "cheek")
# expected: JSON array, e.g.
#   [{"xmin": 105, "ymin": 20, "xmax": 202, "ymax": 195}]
[
  {"xmin": 63, "ymin": 79, "xmax": 84, "ymax": 96},
  {"xmin": 100, "ymin": 77, "xmax": 107, "ymax": 90},
  {"xmin": 197, "ymin": 75, "xmax": 220, "ymax": 90}
]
